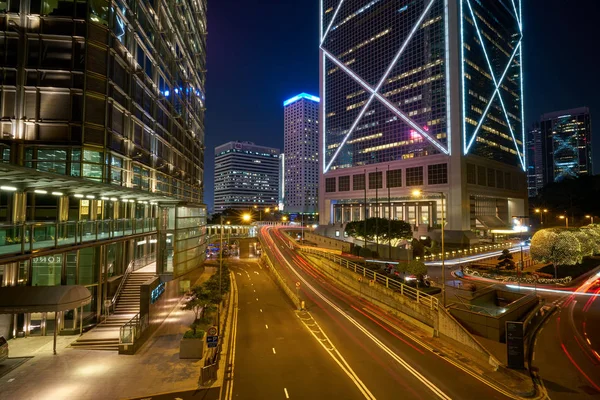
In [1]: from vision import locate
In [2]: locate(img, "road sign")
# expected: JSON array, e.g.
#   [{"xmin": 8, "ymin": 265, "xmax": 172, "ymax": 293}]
[
  {"xmin": 207, "ymin": 326, "xmax": 217, "ymax": 336},
  {"xmin": 207, "ymin": 335, "xmax": 219, "ymax": 348},
  {"xmin": 295, "ymin": 282, "xmax": 301, "ymax": 288}
]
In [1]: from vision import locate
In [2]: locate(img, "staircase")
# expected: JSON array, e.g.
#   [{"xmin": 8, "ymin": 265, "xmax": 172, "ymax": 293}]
[{"xmin": 71, "ymin": 271, "xmax": 155, "ymax": 351}]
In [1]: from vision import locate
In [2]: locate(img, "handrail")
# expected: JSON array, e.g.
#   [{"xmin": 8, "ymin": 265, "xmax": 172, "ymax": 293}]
[
  {"xmin": 119, "ymin": 312, "xmax": 149, "ymax": 345},
  {"xmin": 111, "ymin": 260, "xmax": 135, "ymax": 313},
  {"xmin": 299, "ymin": 246, "xmax": 439, "ymax": 311}
]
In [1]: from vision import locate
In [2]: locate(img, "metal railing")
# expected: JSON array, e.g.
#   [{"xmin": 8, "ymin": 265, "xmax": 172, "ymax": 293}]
[
  {"xmin": 119, "ymin": 312, "xmax": 149, "ymax": 345},
  {"xmin": 0, "ymin": 218, "xmax": 158, "ymax": 256},
  {"xmin": 300, "ymin": 247, "xmax": 439, "ymax": 311}
]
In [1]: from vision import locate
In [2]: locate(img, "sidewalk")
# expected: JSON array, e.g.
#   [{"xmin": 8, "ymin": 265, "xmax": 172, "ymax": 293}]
[{"xmin": 0, "ymin": 267, "xmax": 216, "ymax": 400}]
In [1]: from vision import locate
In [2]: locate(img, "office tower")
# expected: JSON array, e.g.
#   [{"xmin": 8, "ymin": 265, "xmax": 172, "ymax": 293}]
[
  {"xmin": 526, "ymin": 124, "xmax": 543, "ymax": 197},
  {"xmin": 0, "ymin": 2, "xmax": 207, "ymax": 339},
  {"xmin": 541, "ymin": 108, "xmax": 592, "ymax": 184},
  {"xmin": 279, "ymin": 153, "xmax": 285, "ymax": 210},
  {"xmin": 283, "ymin": 93, "xmax": 320, "ymax": 214},
  {"xmin": 319, "ymin": 0, "xmax": 526, "ymax": 241},
  {"xmin": 214, "ymin": 141, "xmax": 280, "ymax": 211}
]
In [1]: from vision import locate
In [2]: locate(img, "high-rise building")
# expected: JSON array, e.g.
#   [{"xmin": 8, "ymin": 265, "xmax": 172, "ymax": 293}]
[
  {"xmin": 319, "ymin": 0, "xmax": 526, "ymax": 241},
  {"xmin": 283, "ymin": 93, "xmax": 320, "ymax": 214},
  {"xmin": 526, "ymin": 123, "xmax": 543, "ymax": 197},
  {"xmin": 214, "ymin": 141, "xmax": 280, "ymax": 211},
  {"xmin": 0, "ymin": 2, "xmax": 207, "ymax": 339},
  {"xmin": 540, "ymin": 108, "xmax": 592, "ymax": 184}
]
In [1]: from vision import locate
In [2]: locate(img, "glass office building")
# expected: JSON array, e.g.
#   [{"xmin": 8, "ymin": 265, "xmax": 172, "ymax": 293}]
[
  {"xmin": 0, "ymin": 1, "xmax": 207, "ymax": 338},
  {"xmin": 319, "ymin": 0, "xmax": 526, "ymax": 240}
]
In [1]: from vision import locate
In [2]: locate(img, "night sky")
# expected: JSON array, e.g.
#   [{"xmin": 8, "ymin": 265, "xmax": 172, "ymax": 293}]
[{"xmin": 204, "ymin": 0, "xmax": 600, "ymax": 212}]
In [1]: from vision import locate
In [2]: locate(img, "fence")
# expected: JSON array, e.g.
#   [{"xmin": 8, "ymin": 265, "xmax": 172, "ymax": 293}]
[
  {"xmin": 419, "ymin": 242, "xmax": 519, "ymax": 262},
  {"xmin": 300, "ymin": 247, "xmax": 438, "ymax": 311},
  {"xmin": 259, "ymin": 249, "xmax": 301, "ymax": 309}
]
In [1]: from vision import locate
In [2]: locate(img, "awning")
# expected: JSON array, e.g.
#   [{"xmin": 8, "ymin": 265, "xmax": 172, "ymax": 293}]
[
  {"xmin": 476, "ymin": 215, "xmax": 508, "ymax": 229},
  {"xmin": 0, "ymin": 285, "xmax": 91, "ymax": 314}
]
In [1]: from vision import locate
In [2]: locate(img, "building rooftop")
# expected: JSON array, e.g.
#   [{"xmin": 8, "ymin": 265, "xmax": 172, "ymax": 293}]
[{"xmin": 283, "ymin": 93, "xmax": 320, "ymax": 107}]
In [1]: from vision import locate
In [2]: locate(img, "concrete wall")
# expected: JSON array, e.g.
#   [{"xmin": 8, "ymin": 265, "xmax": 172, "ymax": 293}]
[{"xmin": 303, "ymin": 232, "xmax": 353, "ymax": 253}]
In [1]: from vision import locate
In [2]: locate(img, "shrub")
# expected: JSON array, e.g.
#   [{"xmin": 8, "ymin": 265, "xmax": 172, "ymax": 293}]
[{"xmin": 183, "ymin": 329, "xmax": 205, "ymax": 339}]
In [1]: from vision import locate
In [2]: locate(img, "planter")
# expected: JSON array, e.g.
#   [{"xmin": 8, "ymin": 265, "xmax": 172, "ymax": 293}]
[{"xmin": 179, "ymin": 337, "xmax": 204, "ymax": 359}]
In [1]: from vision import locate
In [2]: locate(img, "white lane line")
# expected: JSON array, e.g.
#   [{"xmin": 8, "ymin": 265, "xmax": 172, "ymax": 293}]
[
  {"xmin": 256, "ymin": 298, "xmax": 259, "ymax": 301},
  {"xmin": 265, "ymin": 324, "xmax": 269, "ymax": 330},
  {"xmin": 254, "ymin": 289, "xmax": 256, "ymax": 293},
  {"xmin": 273, "ymin": 347, "xmax": 276, "ymax": 354},
  {"xmin": 260, "ymin": 309, "xmax": 263, "ymax": 313},
  {"xmin": 274, "ymin": 232, "xmax": 451, "ymax": 400},
  {"xmin": 284, "ymin": 388, "xmax": 290, "ymax": 399}
]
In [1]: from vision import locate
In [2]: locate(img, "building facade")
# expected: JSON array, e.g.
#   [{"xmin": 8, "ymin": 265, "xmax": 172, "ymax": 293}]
[
  {"xmin": 214, "ymin": 141, "xmax": 280, "ymax": 211},
  {"xmin": 319, "ymin": 0, "xmax": 527, "ymax": 241},
  {"xmin": 540, "ymin": 108, "xmax": 592, "ymax": 185},
  {"xmin": 526, "ymin": 123, "xmax": 543, "ymax": 197},
  {"xmin": 0, "ymin": 1, "xmax": 207, "ymax": 338},
  {"xmin": 283, "ymin": 93, "xmax": 320, "ymax": 214}
]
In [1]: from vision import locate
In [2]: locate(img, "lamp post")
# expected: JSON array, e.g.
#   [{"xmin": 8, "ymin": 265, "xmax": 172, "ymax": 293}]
[
  {"xmin": 586, "ymin": 215, "xmax": 595, "ymax": 224},
  {"xmin": 412, "ymin": 189, "xmax": 445, "ymax": 307},
  {"xmin": 534, "ymin": 208, "xmax": 548, "ymax": 226},
  {"xmin": 559, "ymin": 215, "xmax": 569, "ymax": 228},
  {"xmin": 218, "ymin": 215, "xmax": 224, "ymax": 335}
]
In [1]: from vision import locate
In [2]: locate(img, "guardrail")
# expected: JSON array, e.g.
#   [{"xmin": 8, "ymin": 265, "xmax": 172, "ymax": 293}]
[
  {"xmin": 260, "ymin": 251, "xmax": 301, "ymax": 309},
  {"xmin": 119, "ymin": 312, "xmax": 148, "ymax": 345},
  {"xmin": 300, "ymin": 247, "xmax": 438, "ymax": 311}
]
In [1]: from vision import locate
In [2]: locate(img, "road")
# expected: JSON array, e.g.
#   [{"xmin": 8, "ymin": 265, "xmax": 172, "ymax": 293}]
[
  {"xmin": 533, "ymin": 273, "xmax": 600, "ymax": 399},
  {"xmin": 260, "ymin": 226, "xmax": 513, "ymax": 400},
  {"xmin": 224, "ymin": 258, "xmax": 364, "ymax": 400}
]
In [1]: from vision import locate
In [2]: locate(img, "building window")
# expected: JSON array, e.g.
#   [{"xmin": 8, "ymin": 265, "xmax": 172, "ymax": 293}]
[
  {"xmin": 369, "ymin": 171, "xmax": 382, "ymax": 189},
  {"xmin": 406, "ymin": 167, "xmax": 423, "ymax": 186},
  {"xmin": 477, "ymin": 166, "xmax": 487, "ymax": 186},
  {"xmin": 386, "ymin": 169, "xmax": 402, "ymax": 188},
  {"xmin": 467, "ymin": 163, "xmax": 476, "ymax": 184},
  {"xmin": 487, "ymin": 168, "xmax": 496, "ymax": 187},
  {"xmin": 325, "ymin": 177, "xmax": 336, "ymax": 193},
  {"xmin": 505, "ymin": 172, "xmax": 512, "ymax": 190},
  {"xmin": 338, "ymin": 175, "xmax": 350, "ymax": 191},
  {"xmin": 353, "ymin": 174, "xmax": 365, "ymax": 191},
  {"xmin": 496, "ymin": 170, "xmax": 504, "ymax": 189},
  {"xmin": 427, "ymin": 163, "xmax": 448, "ymax": 185}
]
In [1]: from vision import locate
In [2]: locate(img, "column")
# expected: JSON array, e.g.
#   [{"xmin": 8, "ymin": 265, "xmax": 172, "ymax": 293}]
[
  {"xmin": 58, "ymin": 196, "xmax": 69, "ymax": 222},
  {"xmin": 11, "ymin": 192, "xmax": 26, "ymax": 224}
]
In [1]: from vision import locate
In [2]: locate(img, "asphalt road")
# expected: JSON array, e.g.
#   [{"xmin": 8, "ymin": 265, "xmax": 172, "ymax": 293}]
[
  {"xmin": 226, "ymin": 258, "xmax": 365, "ymax": 400},
  {"xmin": 261, "ymin": 226, "xmax": 513, "ymax": 400},
  {"xmin": 533, "ymin": 275, "xmax": 600, "ymax": 399}
]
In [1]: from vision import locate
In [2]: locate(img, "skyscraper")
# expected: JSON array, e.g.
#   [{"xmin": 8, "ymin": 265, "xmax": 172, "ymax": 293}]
[
  {"xmin": 540, "ymin": 108, "xmax": 592, "ymax": 184},
  {"xmin": 319, "ymin": 0, "xmax": 526, "ymax": 241},
  {"xmin": 526, "ymin": 123, "xmax": 543, "ymax": 197},
  {"xmin": 283, "ymin": 93, "xmax": 320, "ymax": 214},
  {"xmin": 0, "ymin": 1, "xmax": 207, "ymax": 338},
  {"xmin": 214, "ymin": 141, "xmax": 280, "ymax": 211}
]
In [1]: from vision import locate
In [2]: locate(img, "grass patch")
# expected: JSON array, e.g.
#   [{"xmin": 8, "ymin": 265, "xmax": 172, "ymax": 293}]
[{"xmin": 538, "ymin": 256, "xmax": 600, "ymax": 279}]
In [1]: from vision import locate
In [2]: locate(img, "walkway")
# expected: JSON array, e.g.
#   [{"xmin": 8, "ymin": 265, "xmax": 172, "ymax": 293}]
[{"xmin": 0, "ymin": 268, "xmax": 215, "ymax": 400}]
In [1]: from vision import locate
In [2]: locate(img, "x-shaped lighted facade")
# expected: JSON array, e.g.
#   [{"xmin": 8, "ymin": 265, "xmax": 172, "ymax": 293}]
[
  {"xmin": 320, "ymin": 0, "xmax": 447, "ymax": 174},
  {"xmin": 461, "ymin": 0, "xmax": 526, "ymax": 170}
]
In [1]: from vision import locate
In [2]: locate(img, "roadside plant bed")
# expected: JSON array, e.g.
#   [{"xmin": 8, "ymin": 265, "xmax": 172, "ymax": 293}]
[
  {"xmin": 463, "ymin": 267, "xmax": 572, "ymax": 285},
  {"xmin": 183, "ymin": 329, "xmax": 205, "ymax": 339},
  {"xmin": 538, "ymin": 257, "xmax": 600, "ymax": 279}
]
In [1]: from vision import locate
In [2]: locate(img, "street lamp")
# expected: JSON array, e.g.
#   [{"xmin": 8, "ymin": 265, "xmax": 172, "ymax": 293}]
[
  {"xmin": 282, "ymin": 216, "xmax": 288, "ymax": 222},
  {"xmin": 586, "ymin": 215, "xmax": 595, "ymax": 224},
  {"xmin": 534, "ymin": 208, "xmax": 548, "ymax": 225},
  {"xmin": 242, "ymin": 213, "xmax": 251, "ymax": 223},
  {"xmin": 412, "ymin": 189, "xmax": 445, "ymax": 307},
  {"xmin": 559, "ymin": 215, "xmax": 569, "ymax": 228}
]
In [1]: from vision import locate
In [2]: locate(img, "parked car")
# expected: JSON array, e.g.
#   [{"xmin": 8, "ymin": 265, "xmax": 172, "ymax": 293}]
[{"xmin": 0, "ymin": 336, "xmax": 8, "ymax": 363}]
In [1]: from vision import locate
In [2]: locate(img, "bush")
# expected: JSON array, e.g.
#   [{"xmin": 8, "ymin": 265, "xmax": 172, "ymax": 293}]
[
  {"xmin": 183, "ymin": 329, "xmax": 205, "ymax": 339},
  {"xmin": 359, "ymin": 247, "xmax": 373, "ymax": 258}
]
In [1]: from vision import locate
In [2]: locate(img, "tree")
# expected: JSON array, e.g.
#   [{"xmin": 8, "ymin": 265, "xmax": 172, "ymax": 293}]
[
  {"xmin": 496, "ymin": 249, "xmax": 516, "ymax": 270},
  {"xmin": 531, "ymin": 229, "xmax": 582, "ymax": 278},
  {"xmin": 530, "ymin": 229, "xmax": 559, "ymax": 262},
  {"xmin": 573, "ymin": 230, "xmax": 595, "ymax": 257},
  {"xmin": 181, "ymin": 285, "xmax": 212, "ymax": 332},
  {"xmin": 406, "ymin": 260, "xmax": 428, "ymax": 287},
  {"xmin": 345, "ymin": 218, "xmax": 412, "ymax": 246}
]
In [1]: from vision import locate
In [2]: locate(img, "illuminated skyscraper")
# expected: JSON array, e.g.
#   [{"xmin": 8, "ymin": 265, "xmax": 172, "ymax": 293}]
[
  {"xmin": 541, "ymin": 108, "xmax": 592, "ymax": 184},
  {"xmin": 0, "ymin": 1, "xmax": 208, "ymax": 339},
  {"xmin": 283, "ymin": 93, "xmax": 320, "ymax": 214},
  {"xmin": 319, "ymin": 0, "xmax": 526, "ymax": 241}
]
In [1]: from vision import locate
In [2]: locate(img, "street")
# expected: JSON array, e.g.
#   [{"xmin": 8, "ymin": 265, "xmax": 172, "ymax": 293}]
[
  {"xmin": 261, "ymin": 226, "xmax": 513, "ymax": 400},
  {"xmin": 226, "ymin": 258, "xmax": 365, "ymax": 400}
]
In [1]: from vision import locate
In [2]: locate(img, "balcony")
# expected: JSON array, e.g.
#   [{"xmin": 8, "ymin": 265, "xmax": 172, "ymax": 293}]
[{"xmin": 0, "ymin": 218, "xmax": 158, "ymax": 256}]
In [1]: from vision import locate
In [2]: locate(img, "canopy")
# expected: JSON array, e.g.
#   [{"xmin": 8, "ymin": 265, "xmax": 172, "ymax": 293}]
[
  {"xmin": 476, "ymin": 215, "xmax": 508, "ymax": 229},
  {"xmin": 0, "ymin": 285, "xmax": 92, "ymax": 314}
]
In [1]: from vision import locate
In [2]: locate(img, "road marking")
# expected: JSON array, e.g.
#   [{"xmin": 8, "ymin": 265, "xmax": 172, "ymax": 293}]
[
  {"xmin": 7, "ymin": 378, "xmax": 14, "ymax": 383},
  {"xmin": 256, "ymin": 298, "xmax": 259, "ymax": 301},
  {"xmin": 277, "ymin": 233, "xmax": 450, "ymax": 400},
  {"xmin": 223, "ymin": 272, "xmax": 240, "ymax": 400},
  {"xmin": 273, "ymin": 347, "xmax": 276, "ymax": 354},
  {"xmin": 284, "ymin": 388, "xmax": 289, "ymax": 399},
  {"xmin": 260, "ymin": 309, "xmax": 263, "ymax": 313},
  {"xmin": 266, "ymin": 324, "xmax": 269, "ymax": 329},
  {"xmin": 254, "ymin": 271, "xmax": 260, "ymax": 275},
  {"xmin": 254, "ymin": 289, "xmax": 256, "ymax": 293}
]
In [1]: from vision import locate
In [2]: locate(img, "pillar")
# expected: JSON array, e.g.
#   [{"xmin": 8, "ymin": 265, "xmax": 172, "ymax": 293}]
[
  {"xmin": 58, "ymin": 196, "xmax": 69, "ymax": 222},
  {"xmin": 89, "ymin": 200, "xmax": 99, "ymax": 221},
  {"xmin": 11, "ymin": 192, "xmax": 26, "ymax": 223}
]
